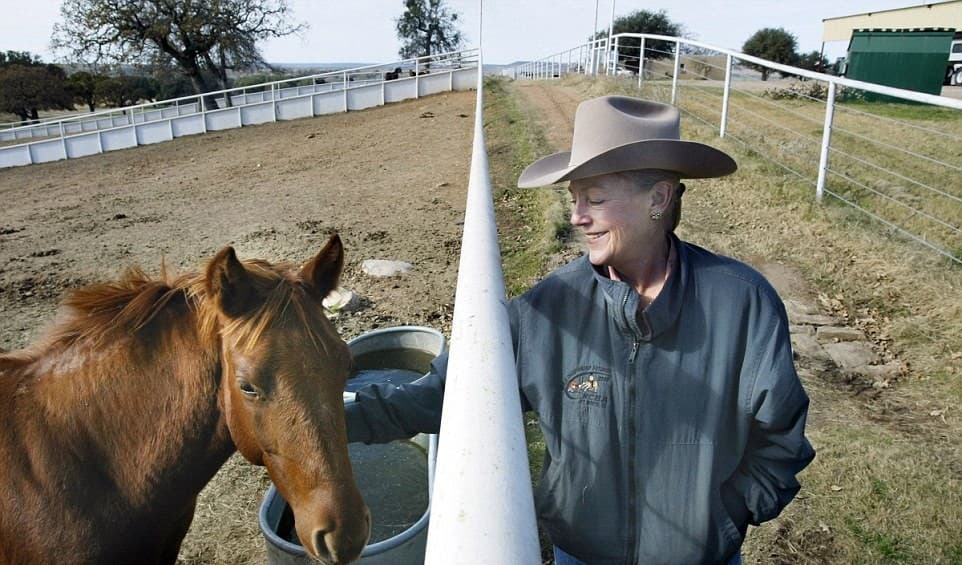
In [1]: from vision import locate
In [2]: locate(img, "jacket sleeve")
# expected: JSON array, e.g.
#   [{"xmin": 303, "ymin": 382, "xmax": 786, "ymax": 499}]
[
  {"xmin": 344, "ymin": 352, "xmax": 447, "ymax": 444},
  {"xmin": 723, "ymin": 293, "xmax": 816, "ymax": 529}
]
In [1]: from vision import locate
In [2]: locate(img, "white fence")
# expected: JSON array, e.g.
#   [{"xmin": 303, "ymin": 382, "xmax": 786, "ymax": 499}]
[
  {"xmin": 516, "ymin": 34, "xmax": 962, "ymax": 265},
  {"xmin": 0, "ymin": 49, "xmax": 479, "ymax": 169},
  {"xmin": 423, "ymin": 54, "xmax": 541, "ymax": 565}
]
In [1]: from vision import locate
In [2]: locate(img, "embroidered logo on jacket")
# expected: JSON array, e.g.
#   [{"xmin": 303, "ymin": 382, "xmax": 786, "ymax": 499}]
[{"xmin": 564, "ymin": 369, "xmax": 610, "ymax": 407}]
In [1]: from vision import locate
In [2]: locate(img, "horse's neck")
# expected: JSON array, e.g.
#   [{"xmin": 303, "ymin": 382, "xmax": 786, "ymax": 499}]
[{"xmin": 17, "ymin": 313, "xmax": 236, "ymax": 509}]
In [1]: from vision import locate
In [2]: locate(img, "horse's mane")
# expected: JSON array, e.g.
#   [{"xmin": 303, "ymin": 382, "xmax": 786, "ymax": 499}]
[
  {"xmin": 32, "ymin": 258, "xmax": 331, "ymax": 357},
  {"xmin": 45, "ymin": 265, "xmax": 210, "ymax": 350}
]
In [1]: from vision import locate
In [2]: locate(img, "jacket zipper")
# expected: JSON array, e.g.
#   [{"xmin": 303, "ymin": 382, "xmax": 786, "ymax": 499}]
[{"xmin": 625, "ymin": 289, "xmax": 641, "ymax": 562}]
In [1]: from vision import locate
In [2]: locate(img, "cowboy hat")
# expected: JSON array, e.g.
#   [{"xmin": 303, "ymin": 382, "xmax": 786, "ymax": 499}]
[{"xmin": 517, "ymin": 96, "xmax": 736, "ymax": 188}]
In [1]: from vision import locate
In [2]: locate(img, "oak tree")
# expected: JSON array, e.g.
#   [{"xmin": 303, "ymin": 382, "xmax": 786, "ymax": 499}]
[
  {"xmin": 52, "ymin": 0, "xmax": 303, "ymax": 104},
  {"xmin": 395, "ymin": 0, "xmax": 464, "ymax": 60}
]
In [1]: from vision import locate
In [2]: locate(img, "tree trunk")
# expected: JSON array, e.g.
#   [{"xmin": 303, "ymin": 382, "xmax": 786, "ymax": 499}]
[{"xmin": 186, "ymin": 68, "xmax": 220, "ymax": 111}]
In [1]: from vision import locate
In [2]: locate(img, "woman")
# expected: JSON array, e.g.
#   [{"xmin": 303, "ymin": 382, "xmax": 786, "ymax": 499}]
[{"xmin": 346, "ymin": 96, "xmax": 815, "ymax": 564}]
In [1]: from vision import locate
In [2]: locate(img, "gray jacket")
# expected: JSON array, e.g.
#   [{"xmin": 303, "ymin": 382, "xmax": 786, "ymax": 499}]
[{"xmin": 346, "ymin": 236, "xmax": 815, "ymax": 564}]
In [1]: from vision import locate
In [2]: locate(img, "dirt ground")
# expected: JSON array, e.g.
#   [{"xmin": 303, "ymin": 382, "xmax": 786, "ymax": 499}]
[{"xmin": 0, "ymin": 91, "xmax": 475, "ymax": 563}]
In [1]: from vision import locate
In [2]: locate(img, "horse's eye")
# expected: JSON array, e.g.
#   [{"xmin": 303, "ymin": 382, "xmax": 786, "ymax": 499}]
[{"xmin": 237, "ymin": 378, "xmax": 260, "ymax": 399}]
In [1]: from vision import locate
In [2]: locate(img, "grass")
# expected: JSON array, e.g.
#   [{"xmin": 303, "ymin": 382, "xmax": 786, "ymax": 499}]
[
  {"xmin": 486, "ymin": 74, "xmax": 962, "ymax": 564},
  {"xmin": 482, "ymin": 77, "xmax": 570, "ymax": 298}
]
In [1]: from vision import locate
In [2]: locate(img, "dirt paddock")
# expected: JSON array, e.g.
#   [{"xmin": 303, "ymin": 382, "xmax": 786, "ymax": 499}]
[{"xmin": 0, "ymin": 90, "xmax": 476, "ymax": 563}]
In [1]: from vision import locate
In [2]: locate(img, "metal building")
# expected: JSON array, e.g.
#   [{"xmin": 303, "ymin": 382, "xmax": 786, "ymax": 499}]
[
  {"xmin": 822, "ymin": 1, "xmax": 962, "ymax": 88},
  {"xmin": 846, "ymin": 28, "xmax": 956, "ymax": 95}
]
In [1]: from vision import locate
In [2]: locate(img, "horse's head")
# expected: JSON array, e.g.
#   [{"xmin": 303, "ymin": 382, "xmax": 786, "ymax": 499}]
[{"xmin": 205, "ymin": 234, "xmax": 369, "ymax": 564}]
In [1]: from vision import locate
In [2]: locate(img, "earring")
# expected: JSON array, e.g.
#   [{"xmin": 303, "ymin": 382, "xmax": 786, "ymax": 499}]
[{"xmin": 650, "ymin": 210, "xmax": 663, "ymax": 221}]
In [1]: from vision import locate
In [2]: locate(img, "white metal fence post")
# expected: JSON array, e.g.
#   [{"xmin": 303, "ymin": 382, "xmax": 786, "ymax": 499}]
[
  {"xmin": 816, "ymin": 81, "xmax": 838, "ymax": 202},
  {"xmin": 343, "ymin": 71, "xmax": 349, "ymax": 111},
  {"xmin": 671, "ymin": 40, "xmax": 681, "ymax": 105},
  {"xmin": 415, "ymin": 59, "xmax": 421, "ymax": 98},
  {"xmin": 638, "ymin": 37, "xmax": 646, "ymax": 89},
  {"xmin": 586, "ymin": 39, "xmax": 597, "ymax": 76},
  {"xmin": 271, "ymin": 84, "xmax": 278, "ymax": 122},
  {"xmin": 59, "ymin": 121, "xmax": 67, "ymax": 160},
  {"xmin": 720, "ymin": 54, "xmax": 733, "ymax": 138},
  {"xmin": 613, "ymin": 37, "xmax": 620, "ymax": 75}
]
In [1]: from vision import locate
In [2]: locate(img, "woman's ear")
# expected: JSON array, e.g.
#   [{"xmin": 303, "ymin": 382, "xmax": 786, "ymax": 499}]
[{"xmin": 649, "ymin": 180, "xmax": 675, "ymax": 215}]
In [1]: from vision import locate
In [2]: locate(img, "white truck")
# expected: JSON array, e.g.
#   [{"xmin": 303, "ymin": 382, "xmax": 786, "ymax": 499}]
[{"xmin": 946, "ymin": 33, "xmax": 962, "ymax": 85}]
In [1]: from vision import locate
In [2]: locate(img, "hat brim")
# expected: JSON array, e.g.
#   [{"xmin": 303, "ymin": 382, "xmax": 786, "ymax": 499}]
[{"xmin": 517, "ymin": 139, "xmax": 737, "ymax": 188}]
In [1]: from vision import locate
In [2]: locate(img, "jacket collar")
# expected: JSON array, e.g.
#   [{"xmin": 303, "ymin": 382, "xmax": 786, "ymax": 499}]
[{"xmin": 588, "ymin": 232, "xmax": 688, "ymax": 341}]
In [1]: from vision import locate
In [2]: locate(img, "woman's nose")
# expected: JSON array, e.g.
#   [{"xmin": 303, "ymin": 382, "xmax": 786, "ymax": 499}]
[{"xmin": 570, "ymin": 201, "xmax": 589, "ymax": 226}]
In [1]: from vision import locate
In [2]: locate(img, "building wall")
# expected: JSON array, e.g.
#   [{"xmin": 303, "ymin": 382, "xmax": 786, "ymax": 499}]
[{"xmin": 823, "ymin": 1, "xmax": 962, "ymax": 42}]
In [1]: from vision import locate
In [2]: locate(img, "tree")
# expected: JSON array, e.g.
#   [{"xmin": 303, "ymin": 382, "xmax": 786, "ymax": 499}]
[
  {"xmin": 591, "ymin": 10, "xmax": 684, "ymax": 74},
  {"xmin": 52, "ymin": 0, "xmax": 303, "ymax": 105},
  {"xmin": 395, "ymin": 0, "xmax": 464, "ymax": 60},
  {"xmin": 95, "ymin": 74, "xmax": 158, "ymax": 108},
  {"xmin": 797, "ymin": 50, "xmax": 829, "ymax": 74},
  {"xmin": 0, "ymin": 51, "xmax": 42, "ymax": 67},
  {"xmin": 0, "ymin": 64, "xmax": 74, "ymax": 122},
  {"xmin": 742, "ymin": 28, "xmax": 799, "ymax": 81},
  {"xmin": 65, "ymin": 70, "xmax": 107, "ymax": 111}
]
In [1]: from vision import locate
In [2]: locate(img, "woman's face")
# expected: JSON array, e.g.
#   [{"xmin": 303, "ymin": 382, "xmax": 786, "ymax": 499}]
[{"xmin": 568, "ymin": 173, "xmax": 661, "ymax": 270}]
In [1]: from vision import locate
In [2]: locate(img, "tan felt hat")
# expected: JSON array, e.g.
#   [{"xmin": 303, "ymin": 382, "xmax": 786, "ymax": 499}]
[{"xmin": 517, "ymin": 96, "xmax": 737, "ymax": 188}]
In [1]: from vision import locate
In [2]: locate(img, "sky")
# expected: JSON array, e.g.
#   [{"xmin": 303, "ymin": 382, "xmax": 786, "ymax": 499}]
[{"xmin": 0, "ymin": 0, "xmax": 933, "ymax": 66}]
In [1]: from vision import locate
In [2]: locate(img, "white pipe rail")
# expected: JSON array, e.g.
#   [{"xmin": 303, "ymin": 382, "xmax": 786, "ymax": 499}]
[
  {"xmin": 0, "ymin": 49, "xmax": 480, "ymax": 168},
  {"xmin": 424, "ymin": 52, "xmax": 541, "ymax": 565},
  {"xmin": 0, "ymin": 48, "xmax": 479, "ymax": 140}
]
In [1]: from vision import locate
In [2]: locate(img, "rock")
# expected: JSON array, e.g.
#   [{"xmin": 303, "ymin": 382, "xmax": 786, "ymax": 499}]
[
  {"xmin": 789, "ymin": 313, "xmax": 839, "ymax": 326},
  {"xmin": 790, "ymin": 324, "xmax": 815, "ymax": 336},
  {"xmin": 322, "ymin": 288, "xmax": 360, "ymax": 312},
  {"xmin": 816, "ymin": 326, "xmax": 866, "ymax": 342},
  {"xmin": 783, "ymin": 298, "xmax": 818, "ymax": 318},
  {"xmin": 823, "ymin": 342, "xmax": 880, "ymax": 369},
  {"xmin": 361, "ymin": 259, "xmax": 413, "ymax": 277},
  {"xmin": 791, "ymin": 334, "xmax": 830, "ymax": 361},
  {"xmin": 847, "ymin": 362, "xmax": 902, "ymax": 381}
]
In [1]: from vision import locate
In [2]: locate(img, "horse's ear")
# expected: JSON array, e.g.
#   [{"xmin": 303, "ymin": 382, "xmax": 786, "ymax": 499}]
[
  {"xmin": 300, "ymin": 234, "xmax": 344, "ymax": 301},
  {"xmin": 206, "ymin": 246, "xmax": 258, "ymax": 318}
]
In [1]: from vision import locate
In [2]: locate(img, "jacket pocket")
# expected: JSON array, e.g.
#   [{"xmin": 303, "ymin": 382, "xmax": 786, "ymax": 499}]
[{"xmin": 714, "ymin": 486, "xmax": 746, "ymax": 549}]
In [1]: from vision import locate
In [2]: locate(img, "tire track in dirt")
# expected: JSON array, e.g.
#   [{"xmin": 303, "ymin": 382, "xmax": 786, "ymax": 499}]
[{"xmin": 514, "ymin": 82, "xmax": 583, "ymax": 151}]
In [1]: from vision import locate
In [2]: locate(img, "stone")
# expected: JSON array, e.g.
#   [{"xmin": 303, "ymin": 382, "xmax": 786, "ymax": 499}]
[
  {"xmin": 816, "ymin": 326, "xmax": 866, "ymax": 342},
  {"xmin": 789, "ymin": 313, "xmax": 839, "ymax": 326},
  {"xmin": 783, "ymin": 298, "xmax": 818, "ymax": 318},
  {"xmin": 791, "ymin": 334, "xmax": 830, "ymax": 361},
  {"xmin": 823, "ymin": 342, "xmax": 880, "ymax": 369},
  {"xmin": 790, "ymin": 324, "xmax": 815, "ymax": 336},
  {"xmin": 361, "ymin": 259, "xmax": 413, "ymax": 277},
  {"xmin": 322, "ymin": 288, "xmax": 360, "ymax": 312},
  {"xmin": 847, "ymin": 362, "xmax": 902, "ymax": 381}
]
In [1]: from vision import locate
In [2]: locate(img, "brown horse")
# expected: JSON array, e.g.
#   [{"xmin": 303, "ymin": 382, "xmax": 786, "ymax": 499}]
[{"xmin": 0, "ymin": 234, "xmax": 369, "ymax": 564}]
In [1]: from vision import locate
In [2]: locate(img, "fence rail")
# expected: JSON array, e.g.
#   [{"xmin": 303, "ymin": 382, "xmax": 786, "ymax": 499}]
[
  {"xmin": 0, "ymin": 49, "xmax": 479, "ymax": 169},
  {"xmin": 515, "ymin": 34, "xmax": 962, "ymax": 265},
  {"xmin": 423, "ymin": 54, "xmax": 541, "ymax": 564}
]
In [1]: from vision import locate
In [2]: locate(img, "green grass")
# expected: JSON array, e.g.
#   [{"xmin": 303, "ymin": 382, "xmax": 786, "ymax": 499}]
[{"xmin": 482, "ymin": 77, "xmax": 569, "ymax": 298}]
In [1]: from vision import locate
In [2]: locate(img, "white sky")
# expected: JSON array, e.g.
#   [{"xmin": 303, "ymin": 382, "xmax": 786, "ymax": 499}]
[{"xmin": 0, "ymin": 0, "xmax": 930, "ymax": 66}]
